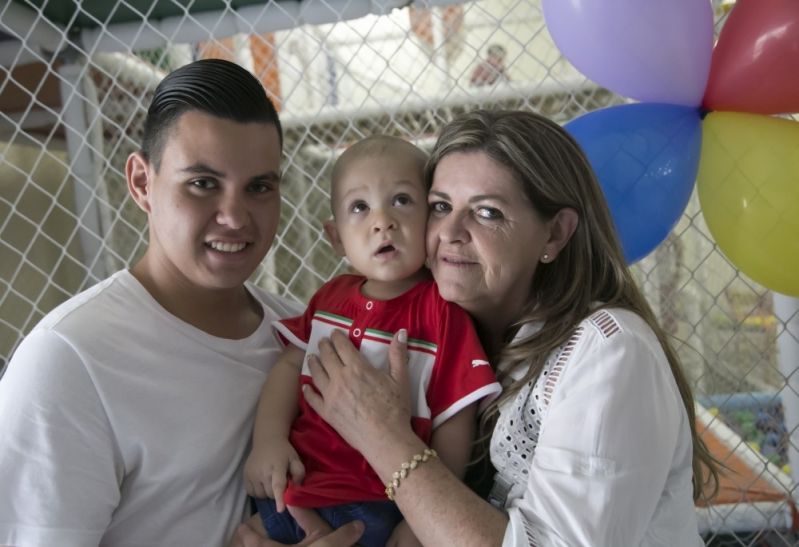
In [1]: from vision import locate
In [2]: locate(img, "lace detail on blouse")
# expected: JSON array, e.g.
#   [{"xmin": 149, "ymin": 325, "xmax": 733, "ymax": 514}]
[
  {"xmin": 589, "ymin": 309, "xmax": 621, "ymax": 339},
  {"xmin": 489, "ymin": 326, "xmax": 584, "ymax": 506}
]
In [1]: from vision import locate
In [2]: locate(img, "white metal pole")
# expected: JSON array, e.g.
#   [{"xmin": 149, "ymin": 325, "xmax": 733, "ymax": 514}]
[
  {"xmin": 58, "ymin": 59, "xmax": 107, "ymax": 284},
  {"xmin": 431, "ymin": 7, "xmax": 453, "ymax": 93},
  {"xmin": 774, "ymin": 293, "xmax": 799, "ymax": 496}
]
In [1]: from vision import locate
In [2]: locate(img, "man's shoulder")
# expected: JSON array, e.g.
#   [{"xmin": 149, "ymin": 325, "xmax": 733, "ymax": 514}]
[
  {"xmin": 246, "ymin": 283, "xmax": 303, "ymax": 319},
  {"xmin": 34, "ymin": 270, "xmax": 132, "ymax": 333},
  {"xmin": 7, "ymin": 271, "xmax": 137, "ymax": 374}
]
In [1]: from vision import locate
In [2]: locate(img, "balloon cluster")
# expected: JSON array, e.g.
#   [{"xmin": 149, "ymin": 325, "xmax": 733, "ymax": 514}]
[{"xmin": 543, "ymin": 0, "xmax": 799, "ymax": 296}]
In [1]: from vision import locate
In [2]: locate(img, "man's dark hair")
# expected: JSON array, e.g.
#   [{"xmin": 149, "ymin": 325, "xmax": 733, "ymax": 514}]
[{"xmin": 141, "ymin": 58, "xmax": 282, "ymax": 171}]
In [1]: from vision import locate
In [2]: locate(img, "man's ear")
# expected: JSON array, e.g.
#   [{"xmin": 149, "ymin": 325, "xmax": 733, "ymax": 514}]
[
  {"xmin": 323, "ymin": 219, "xmax": 346, "ymax": 257},
  {"xmin": 543, "ymin": 207, "xmax": 579, "ymax": 261},
  {"xmin": 126, "ymin": 151, "xmax": 153, "ymax": 214}
]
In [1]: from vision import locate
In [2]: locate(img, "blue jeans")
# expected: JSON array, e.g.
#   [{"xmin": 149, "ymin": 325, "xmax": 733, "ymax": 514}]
[{"xmin": 255, "ymin": 497, "xmax": 403, "ymax": 547}]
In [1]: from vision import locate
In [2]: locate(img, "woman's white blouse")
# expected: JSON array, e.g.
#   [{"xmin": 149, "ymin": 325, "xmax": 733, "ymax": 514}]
[{"xmin": 491, "ymin": 308, "xmax": 703, "ymax": 547}]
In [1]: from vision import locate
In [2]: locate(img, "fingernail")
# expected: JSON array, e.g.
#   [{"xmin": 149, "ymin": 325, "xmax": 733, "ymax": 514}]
[{"xmin": 398, "ymin": 329, "xmax": 407, "ymax": 344}]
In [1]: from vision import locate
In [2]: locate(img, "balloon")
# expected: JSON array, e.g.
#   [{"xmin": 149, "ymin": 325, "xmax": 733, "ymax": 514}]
[
  {"xmin": 565, "ymin": 103, "xmax": 701, "ymax": 263},
  {"xmin": 542, "ymin": 0, "xmax": 713, "ymax": 106},
  {"xmin": 703, "ymin": 0, "xmax": 799, "ymax": 115},
  {"xmin": 697, "ymin": 112, "xmax": 799, "ymax": 296}
]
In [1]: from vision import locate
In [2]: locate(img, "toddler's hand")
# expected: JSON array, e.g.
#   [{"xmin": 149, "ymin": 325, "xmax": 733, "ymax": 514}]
[{"xmin": 244, "ymin": 438, "xmax": 306, "ymax": 511}]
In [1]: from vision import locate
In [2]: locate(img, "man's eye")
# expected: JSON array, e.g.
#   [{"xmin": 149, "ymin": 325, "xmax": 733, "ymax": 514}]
[
  {"xmin": 190, "ymin": 178, "xmax": 217, "ymax": 190},
  {"xmin": 249, "ymin": 182, "xmax": 274, "ymax": 193},
  {"xmin": 476, "ymin": 206, "xmax": 503, "ymax": 220},
  {"xmin": 393, "ymin": 194, "xmax": 412, "ymax": 207}
]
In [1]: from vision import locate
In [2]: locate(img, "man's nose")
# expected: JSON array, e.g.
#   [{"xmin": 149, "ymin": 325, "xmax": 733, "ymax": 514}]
[{"xmin": 216, "ymin": 193, "xmax": 248, "ymax": 229}]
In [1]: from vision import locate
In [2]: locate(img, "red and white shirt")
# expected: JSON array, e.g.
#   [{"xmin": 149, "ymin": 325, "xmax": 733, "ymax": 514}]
[{"xmin": 275, "ymin": 274, "xmax": 501, "ymax": 507}]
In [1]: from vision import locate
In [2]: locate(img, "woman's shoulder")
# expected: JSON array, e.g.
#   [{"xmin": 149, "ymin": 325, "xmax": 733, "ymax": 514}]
[
  {"xmin": 575, "ymin": 307, "xmax": 660, "ymax": 353},
  {"xmin": 560, "ymin": 309, "xmax": 670, "ymax": 386},
  {"xmin": 549, "ymin": 307, "xmax": 669, "ymax": 386},
  {"xmin": 537, "ymin": 308, "xmax": 676, "ymax": 412}
]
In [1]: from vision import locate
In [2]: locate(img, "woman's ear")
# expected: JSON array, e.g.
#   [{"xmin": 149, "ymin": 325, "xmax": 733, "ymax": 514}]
[
  {"xmin": 544, "ymin": 207, "xmax": 579, "ymax": 261},
  {"xmin": 126, "ymin": 151, "xmax": 153, "ymax": 214},
  {"xmin": 323, "ymin": 219, "xmax": 346, "ymax": 257}
]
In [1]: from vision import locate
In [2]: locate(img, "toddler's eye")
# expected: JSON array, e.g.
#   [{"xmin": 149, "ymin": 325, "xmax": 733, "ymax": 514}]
[
  {"xmin": 351, "ymin": 201, "xmax": 368, "ymax": 214},
  {"xmin": 393, "ymin": 194, "xmax": 412, "ymax": 207}
]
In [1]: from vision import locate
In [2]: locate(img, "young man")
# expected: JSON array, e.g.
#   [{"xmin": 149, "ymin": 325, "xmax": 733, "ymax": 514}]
[{"xmin": 0, "ymin": 59, "xmax": 303, "ymax": 547}]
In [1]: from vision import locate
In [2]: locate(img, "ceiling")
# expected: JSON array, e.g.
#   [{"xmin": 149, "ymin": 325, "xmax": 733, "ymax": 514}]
[
  {"xmin": 20, "ymin": 0, "xmax": 284, "ymax": 29},
  {"xmin": 0, "ymin": 0, "xmax": 428, "ymax": 141},
  {"xmin": 1, "ymin": 1, "xmax": 427, "ymax": 65}
]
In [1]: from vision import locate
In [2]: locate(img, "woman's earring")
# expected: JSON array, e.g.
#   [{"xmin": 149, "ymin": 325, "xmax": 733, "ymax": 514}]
[{"xmin": 541, "ymin": 253, "xmax": 550, "ymax": 263}]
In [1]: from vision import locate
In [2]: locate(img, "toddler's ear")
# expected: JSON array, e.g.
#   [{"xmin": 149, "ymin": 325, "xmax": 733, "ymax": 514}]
[{"xmin": 323, "ymin": 219, "xmax": 346, "ymax": 257}]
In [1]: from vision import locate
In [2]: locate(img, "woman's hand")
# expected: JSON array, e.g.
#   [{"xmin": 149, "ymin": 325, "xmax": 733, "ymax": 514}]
[
  {"xmin": 302, "ymin": 329, "xmax": 412, "ymax": 458},
  {"xmin": 232, "ymin": 508, "xmax": 364, "ymax": 547}
]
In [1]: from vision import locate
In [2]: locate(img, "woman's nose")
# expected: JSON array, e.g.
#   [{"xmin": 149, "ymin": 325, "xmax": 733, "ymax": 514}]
[{"xmin": 436, "ymin": 210, "xmax": 469, "ymax": 243}]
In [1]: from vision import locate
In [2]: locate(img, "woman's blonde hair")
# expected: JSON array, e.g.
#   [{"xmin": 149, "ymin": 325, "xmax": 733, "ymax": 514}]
[{"xmin": 425, "ymin": 109, "xmax": 718, "ymax": 500}]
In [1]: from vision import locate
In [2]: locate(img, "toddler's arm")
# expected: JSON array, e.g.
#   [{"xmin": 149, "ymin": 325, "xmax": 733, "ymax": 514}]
[
  {"xmin": 244, "ymin": 344, "xmax": 306, "ymax": 511},
  {"xmin": 430, "ymin": 402, "xmax": 478, "ymax": 479}
]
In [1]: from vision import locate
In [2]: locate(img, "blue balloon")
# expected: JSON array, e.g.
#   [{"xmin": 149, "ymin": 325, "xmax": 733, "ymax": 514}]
[{"xmin": 565, "ymin": 103, "xmax": 701, "ymax": 263}]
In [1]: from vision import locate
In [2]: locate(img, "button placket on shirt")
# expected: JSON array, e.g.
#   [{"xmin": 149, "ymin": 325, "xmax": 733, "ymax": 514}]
[{"xmin": 352, "ymin": 300, "xmax": 375, "ymax": 339}]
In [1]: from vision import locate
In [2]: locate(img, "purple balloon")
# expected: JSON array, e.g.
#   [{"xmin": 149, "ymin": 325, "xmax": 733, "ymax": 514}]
[{"xmin": 543, "ymin": 0, "xmax": 714, "ymax": 106}]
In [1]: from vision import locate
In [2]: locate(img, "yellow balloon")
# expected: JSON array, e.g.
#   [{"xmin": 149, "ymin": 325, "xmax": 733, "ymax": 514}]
[{"xmin": 698, "ymin": 112, "xmax": 799, "ymax": 296}]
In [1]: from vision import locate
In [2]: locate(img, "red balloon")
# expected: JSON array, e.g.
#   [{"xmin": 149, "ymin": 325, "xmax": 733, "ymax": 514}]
[{"xmin": 703, "ymin": 0, "xmax": 799, "ymax": 115}]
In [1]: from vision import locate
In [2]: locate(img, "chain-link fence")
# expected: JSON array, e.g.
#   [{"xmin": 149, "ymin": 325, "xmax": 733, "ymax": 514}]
[{"xmin": 1, "ymin": 1, "xmax": 797, "ymax": 544}]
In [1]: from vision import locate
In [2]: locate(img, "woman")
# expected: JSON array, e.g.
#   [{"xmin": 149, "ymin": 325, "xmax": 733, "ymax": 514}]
[{"xmin": 240, "ymin": 110, "xmax": 718, "ymax": 546}]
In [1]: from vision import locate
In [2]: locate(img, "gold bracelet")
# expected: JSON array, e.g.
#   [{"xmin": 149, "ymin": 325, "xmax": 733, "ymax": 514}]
[{"xmin": 384, "ymin": 448, "xmax": 438, "ymax": 501}]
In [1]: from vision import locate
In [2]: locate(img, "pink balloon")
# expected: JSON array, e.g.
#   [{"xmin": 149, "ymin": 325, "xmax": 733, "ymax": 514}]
[
  {"xmin": 542, "ymin": 0, "xmax": 713, "ymax": 106},
  {"xmin": 703, "ymin": 0, "xmax": 799, "ymax": 115}
]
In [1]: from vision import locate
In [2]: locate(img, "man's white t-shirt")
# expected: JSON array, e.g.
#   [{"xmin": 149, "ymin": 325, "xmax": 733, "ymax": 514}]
[{"xmin": 0, "ymin": 270, "xmax": 301, "ymax": 547}]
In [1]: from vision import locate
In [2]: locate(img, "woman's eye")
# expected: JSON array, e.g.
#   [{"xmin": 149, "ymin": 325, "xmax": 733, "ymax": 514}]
[
  {"xmin": 393, "ymin": 194, "xmax": 412, "ymax": 207},
  {"xmin": 476, "ymin": 206, "xmax": 503, "ymax": 220},
  {"xmin": 429, "ymin": 201, "xmax": 451, "ymax": 214},
  {"xmin": 350, "ymin": 201, "xmax": 368, "ymax": 214}
]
